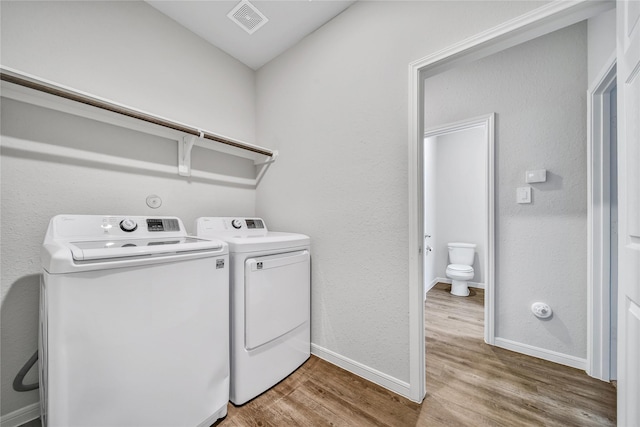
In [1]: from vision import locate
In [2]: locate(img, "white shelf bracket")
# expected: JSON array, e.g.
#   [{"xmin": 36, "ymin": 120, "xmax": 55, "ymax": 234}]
[
  {"xmin": 254, "ymin": 150, "xmax": 279, "ymax": 167},
  {"xmin": 255, "ymin": 150, "xmax": 279, "ymax": 185},
  {"xmin": 178, "ymin": 131, "xmax": 203, "ymax": 177}
]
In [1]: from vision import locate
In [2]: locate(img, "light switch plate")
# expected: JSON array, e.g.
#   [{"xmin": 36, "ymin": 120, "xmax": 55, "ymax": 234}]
[{"xmin": 517, "ymin": 187, "xmax": 532, "ymax": 204}]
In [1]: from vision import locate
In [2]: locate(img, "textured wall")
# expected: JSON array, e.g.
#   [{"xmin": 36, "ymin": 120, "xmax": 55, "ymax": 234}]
[
  {"xmin": 255, "ymin": 1, "xmax": 548, "ymax": 383},
  {"xmin": 424, "ymin": 23, "xmax": 588, "ymax": 358},
  {"xmin": 0, "ymin": 1, "xmax": 257, "ymax": 417},
  {"xmin": 433, "ymin": 128, "xmax": 487, "ymax": 283},
  {"xmin": 587, "ymin": 9, "xmax": 616, "ymax": 85},
  {"xmin": 0, "ymin": 0, "xmax": 559, "ymax": 415},
  {"xmin": 0, "ymin": 1, "xmax": 255, "ymax": 142}
]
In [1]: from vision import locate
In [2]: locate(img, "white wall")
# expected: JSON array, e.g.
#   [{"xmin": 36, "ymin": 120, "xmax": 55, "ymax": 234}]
[
  {"xmin": 424, "ymin": 23, "xmax": 588, "ymax": 359},
  {"xmin": 0, "ymin": 1, "xmax": 257, "ymax": 418},
  {"xmin": 255, "ymin": 0, "xmax": 548, "ymax": 386},
  {"xmin": 433, "ymin": 128, "xmax": 486, "ymax": 283},
  {"xmin": 0, "ymin": 1, "xmax": 255, "ymax": 142},
  {"xmin": 587, "ymin": 8, "xmax": 616, "ymax": 85},
  {"xmin": 0, "ymin": 0, "xmax": 559, "ymax": 413}
]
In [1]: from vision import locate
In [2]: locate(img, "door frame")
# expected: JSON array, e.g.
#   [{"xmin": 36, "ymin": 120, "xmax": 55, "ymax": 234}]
[
  {"xmin": 587, "ymin": 54, "xmax": 617, "ymax": 381},
  {"xmin": 422, "ymin": 114, "xmax": 495, "ymax": 345},
  {"xmin": 406, "ymin": 0, "xmax": 615, "ymax": 402}
]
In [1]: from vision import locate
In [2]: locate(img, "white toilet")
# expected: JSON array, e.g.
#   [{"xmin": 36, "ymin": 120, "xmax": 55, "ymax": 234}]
[{"xmin": 445, "ymin": 242, "xmax": 476, "ymax": 296}]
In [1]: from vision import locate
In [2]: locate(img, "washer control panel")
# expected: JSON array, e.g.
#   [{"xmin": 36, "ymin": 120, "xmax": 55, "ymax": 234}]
[
  {"xmin": 50, "ymin": 215, "xmax": 188, "ymax": 240},
  {"xmin": 119, "ymin": 219, "xmax": 138, "ymax": 232},
  {"xmin": 117, "ymin": 218, "xmax": 180, "ymax": 233},
  {"xmin": 146, "ymin": 218, "xmax": 180, "ymax": 232}
]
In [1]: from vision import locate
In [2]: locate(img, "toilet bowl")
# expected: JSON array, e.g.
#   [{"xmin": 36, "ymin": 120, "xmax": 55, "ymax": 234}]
[
  {"xmin": 446, "ymin": 243, "xmax": 476, "ymax": 297},
  {"xmin": 446, "ymin": 264, "xmax": 474, "ymax": 296}
]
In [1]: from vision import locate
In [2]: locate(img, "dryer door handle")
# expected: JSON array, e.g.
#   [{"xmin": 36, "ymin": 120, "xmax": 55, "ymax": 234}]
[{"xmin": 247, "ymin": 250, "xmax": 309, "ymax": 271}]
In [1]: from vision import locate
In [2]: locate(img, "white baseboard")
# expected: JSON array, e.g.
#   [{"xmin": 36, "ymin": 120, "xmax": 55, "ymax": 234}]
[
  {"xmin": 426, "ymin": 277, "xmax": 440, "ymax": 292},
  {"xmin": 432, "ymin": 277, "xmax": 485, "ymax": 289},
  {"xmin": 311, "ymin": 343, "xmax": 411, "ymax": 399},
  {"xmin": 494, "ymin": 337, "xmax": 587, "ymax": 370},
  {"xmin": 0, "ymin": 402, "xmax": 39, "ymax": 427},
  {"xmin": 424, "ymin": 277, "xmax": 440, "ymax": 300}
]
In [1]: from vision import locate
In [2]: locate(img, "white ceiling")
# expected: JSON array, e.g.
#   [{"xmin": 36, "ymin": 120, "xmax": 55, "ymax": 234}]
[{"xmin": 146, "ymin": 0, "xmax": 355, "ymax": 70}]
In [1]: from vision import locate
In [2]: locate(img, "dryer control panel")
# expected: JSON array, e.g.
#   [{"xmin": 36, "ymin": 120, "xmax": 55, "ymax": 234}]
[
  {"xmin": 230, "ymin": 218, "xmax": 265, "ymax": 230},
  {"xmin": 199, "ymin": 217, "xmax": 267, "ymax": 232}
]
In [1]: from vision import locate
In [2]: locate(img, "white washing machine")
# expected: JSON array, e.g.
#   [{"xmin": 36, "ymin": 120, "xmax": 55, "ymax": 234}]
[
  {"xmin": 40, "ymin": 215, "xmax": 230, "ymax": 427},
  {"xmin": 195, "ymin": 217, "xmax": 310, "ymax": 405}
]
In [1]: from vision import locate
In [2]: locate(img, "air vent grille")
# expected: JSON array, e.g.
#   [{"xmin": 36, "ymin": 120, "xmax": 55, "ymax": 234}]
[{"xmin": 228, "ymin": 0, "xmax": 268, "ymax": 35}]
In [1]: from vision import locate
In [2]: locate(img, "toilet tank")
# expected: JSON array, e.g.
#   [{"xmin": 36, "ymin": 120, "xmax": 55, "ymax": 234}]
[{"xmin": 448, "ymin": 242, "xmax": 476, "ymax": 265}]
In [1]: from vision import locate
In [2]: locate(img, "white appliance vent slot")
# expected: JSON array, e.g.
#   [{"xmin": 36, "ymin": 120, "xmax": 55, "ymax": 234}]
[{"xmin": 228, "ymin": 0, "xmax": 268, "ymax": 35}]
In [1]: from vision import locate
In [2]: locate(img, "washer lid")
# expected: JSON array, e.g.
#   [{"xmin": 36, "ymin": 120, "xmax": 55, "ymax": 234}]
[
  {"xmin": 67, "ymin": 237, "xmax": 222, "ymax": 261},
  {"xmin": 41, "ymin": 215, "xmax": 228, "ymax": 273}
]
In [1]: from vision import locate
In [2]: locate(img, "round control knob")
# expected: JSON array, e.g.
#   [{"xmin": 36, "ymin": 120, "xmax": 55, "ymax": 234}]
[
  {"xmin": 231, "ymin": 219, "xmax": 243, "ymax": 229},
  {"xmin": 119, "ymin": 219, "xmax": 138, "ymax": 232}
]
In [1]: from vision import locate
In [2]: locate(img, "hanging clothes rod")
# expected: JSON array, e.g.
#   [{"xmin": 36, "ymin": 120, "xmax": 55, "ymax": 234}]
[{"xmin": 0, "ymin": 68, "xmax": 274, "ymax": 158}]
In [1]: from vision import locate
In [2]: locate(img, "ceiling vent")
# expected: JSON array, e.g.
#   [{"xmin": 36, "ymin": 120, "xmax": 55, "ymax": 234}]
[{"xmin": 227, "ymin": 0, "xmax": 269, "ymax": 35}]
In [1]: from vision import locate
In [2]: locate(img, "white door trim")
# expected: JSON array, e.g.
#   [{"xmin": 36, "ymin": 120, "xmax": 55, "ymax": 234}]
[
  {"xmin": 615, "ymin": 1, "xmax": 640, "ymax": 423},
  {"xmin": 586, "ymin": 53, "xmax": 617, "ymax": 381},
  {"xmin": 423, "ymin": 114, "xmax": 495, "ymax": 345},
  {"xmin": 407, "ymin": 0, "xmax": 614, "ymax": 402}
]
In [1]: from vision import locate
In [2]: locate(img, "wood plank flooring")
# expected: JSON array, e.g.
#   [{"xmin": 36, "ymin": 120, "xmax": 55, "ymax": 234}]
[
  {"xmin": 215, "ymin": 283, "xmax": 616, "ymax": 426},
  {"xmin": 420, "ymin": 283, "xmax": 616, "ymax": 426},
  {"xmin": 21, "ymin": 283, "xmax": 616, "ymax": 427}
]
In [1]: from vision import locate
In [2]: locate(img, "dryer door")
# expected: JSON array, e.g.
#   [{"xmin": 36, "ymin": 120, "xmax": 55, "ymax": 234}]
[{"xmin": 245, "ymin": 250, "xmax": 310, "ymax": 350}]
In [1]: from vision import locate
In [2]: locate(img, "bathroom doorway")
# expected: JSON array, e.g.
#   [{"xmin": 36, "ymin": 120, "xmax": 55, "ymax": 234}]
[
  {"xmin": 422, "ymin": 114, "xmax": 495, "ymax": 344},
  {"xmin": 406, "ymin": 1, "xmax": 617, "ymax": 405}
]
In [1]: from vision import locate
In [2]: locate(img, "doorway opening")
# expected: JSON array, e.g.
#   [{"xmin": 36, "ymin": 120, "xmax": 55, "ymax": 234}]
[
  {"xmin": 422, "ymin": 115, "xmax": 495, "ymax": 345},
  {"xmin": 406, "ymin": 1, "xmax": 615, "ymax": 402}
]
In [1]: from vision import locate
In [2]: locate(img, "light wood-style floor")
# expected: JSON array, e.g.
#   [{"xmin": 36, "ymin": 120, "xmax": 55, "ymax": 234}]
[
  {"xmin": 22, "ymin": 283, "xmax": 616, "ymax": 427},
  {"xmin": 420, "ymin": 283, "xmax": 616, "ymax": 426},
  {"xmin": 215, "ymin": 282, "xmax": 616, "ymax": 426}
]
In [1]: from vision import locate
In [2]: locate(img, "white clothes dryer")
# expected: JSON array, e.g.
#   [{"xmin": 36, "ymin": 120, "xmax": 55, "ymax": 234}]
[
  {"xmin": 40, "ymin": 215, "xmax": 230, "ymax": 427},
  {"xmin": 195, "ymin": 217, "xmax": 310, "ymax": 405}
]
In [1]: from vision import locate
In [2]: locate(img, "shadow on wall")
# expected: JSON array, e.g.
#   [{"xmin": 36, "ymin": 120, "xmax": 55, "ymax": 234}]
[
  {"xmin": 0, "ymin": 98, "xmax": 256, "ymax": 187},
  {"xmin": 539, "ymin": 308, "xmax": 575, "ymax": 350},
  {"xmin": 1, "ymin": 274, "xmax": 41, "ymax": 414},
  {"xmin": 533, "ymin": 170, "xmax": 563, "ymax": 192}
]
